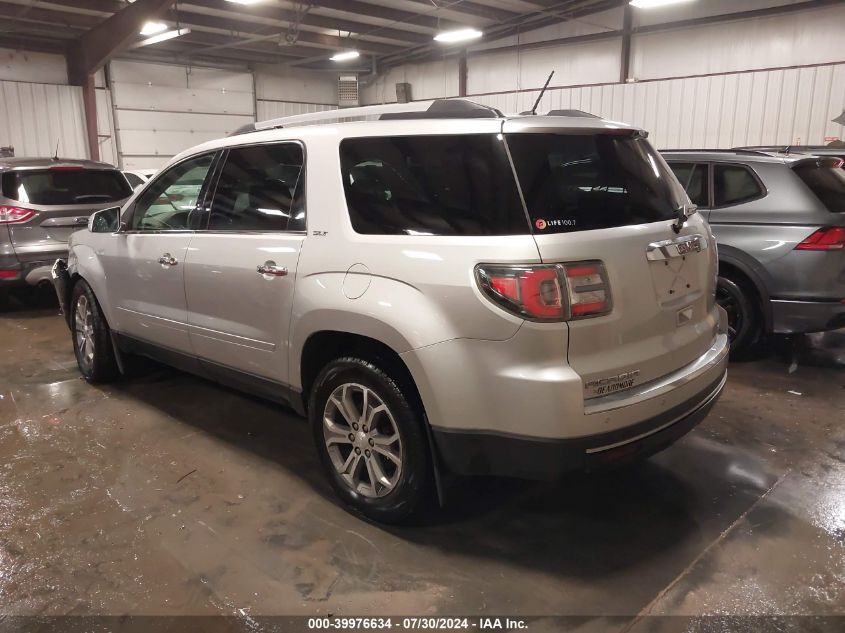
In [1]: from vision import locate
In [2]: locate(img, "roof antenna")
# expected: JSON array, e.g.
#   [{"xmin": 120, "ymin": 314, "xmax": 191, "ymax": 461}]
[
  {"xmin": 530, "ymin": 71, "xmax": 555, "ymax": 115},
  {"xmin": 53, "ymin": 137, "xmax": 60, "ymax": 161}
]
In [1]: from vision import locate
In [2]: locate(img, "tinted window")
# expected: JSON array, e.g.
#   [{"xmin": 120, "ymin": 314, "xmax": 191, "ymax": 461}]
[
  {"xmin": 793, "ymin": 162, "xmax": 845, "ymax": 213},
  {"xmin": 340, "ymin": 135, "xmax": 527, "ymax": 236},
  {"xmin": 668, "ymin": 162, "xmax": 709, "ymax": 207},
  {"xmin": 713, "ymin": 164, "xmax": 763, "ymax": 207},
  {"xmin": 2, "ymin": 168, "xmax": 131, "ymax": 205},
  {"xmin": 506, "ymin": 133, "xmax": 685, "ymax": 234},
  {"xmin": 130, "ymin": 153, "xmax": 214, "ymax": 231},
  {"xmin": 208, "ymin": 143, "xmax": 304, "ymax": 232}
]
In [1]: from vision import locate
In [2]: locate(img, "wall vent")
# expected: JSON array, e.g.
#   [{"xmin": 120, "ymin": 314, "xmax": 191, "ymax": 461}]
[
  {"xmin": 338, "ymin": 75, "xmax": 359, "ymax": 107},
  {"xmin": 395, "ymin": 82, "xmax": 412, "ymax": 103}
]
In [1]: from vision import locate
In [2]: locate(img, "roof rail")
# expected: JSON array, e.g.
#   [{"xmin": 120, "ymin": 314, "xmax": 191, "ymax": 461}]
[
  {"xmin": 232, "ymin": 99, "xmax": 504, "ymax": 136},
  {"xmin": 546, "ymin": 109, "xmax": 600, "ymax": 119},
  {"xmin": 661, "ymin": 148, "xmax": 775, "ymax": 157}
]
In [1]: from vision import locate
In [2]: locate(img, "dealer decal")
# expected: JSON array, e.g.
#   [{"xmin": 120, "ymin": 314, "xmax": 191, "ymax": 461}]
[{"xmin": 585, "ymin": 370, "xmax": 641, "ymax": 398}]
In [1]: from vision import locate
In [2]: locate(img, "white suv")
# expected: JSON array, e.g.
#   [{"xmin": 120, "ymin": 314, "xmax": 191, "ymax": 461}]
[{"xmin": 53, "ymin": 99, "xmax": 729, "ymax": 523}]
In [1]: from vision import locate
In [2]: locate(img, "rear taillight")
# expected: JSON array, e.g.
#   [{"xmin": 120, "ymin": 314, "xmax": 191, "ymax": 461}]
[
  {"xmin": 475, "ymin": 261, "xmax": 612, "ymax": 321},
  {"xmin": 795, "ymin": 227, "xmax": 845, "ymax": 251},
  {"xmin": 0, "ymin": 205, "xmax": 36, "ymax": 224}
]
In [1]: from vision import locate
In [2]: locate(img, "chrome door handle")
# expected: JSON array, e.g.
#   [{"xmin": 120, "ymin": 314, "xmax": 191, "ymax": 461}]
[
  {"xmin": 256, "ymin": 261, "xmax": 288, "ymax": 277},
  {"xmin": 158, "ymin": 253, "xmax": 178, "ymax": 266}
]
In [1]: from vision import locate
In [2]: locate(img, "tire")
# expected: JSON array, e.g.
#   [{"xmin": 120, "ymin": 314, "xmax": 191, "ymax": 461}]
[
  {"xmin": 716, "ymin": 275, "xmax": 761, "ymax": 356},
  {"xmin": 70, "ymin": 280, "xmax": 120, "ymax": 383},
  {"xmin": 309, "ymin": 357, "xmax": 432, "ymax": 524}
]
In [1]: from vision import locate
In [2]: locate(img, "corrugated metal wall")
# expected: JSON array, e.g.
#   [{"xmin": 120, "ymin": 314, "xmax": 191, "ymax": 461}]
[
  {"xmin": 110, "ymin": 61, "xmax": 255, "ymax": 170},
  {"xmin": 471, "ymin": 63, "xmax": 845, "ymax": 148},
  {"xmin": 256, "ymin": 100, "xmax": 335, "ymax": 122},
  {"xmin": 0, "ymin": 80, "xmax": 89, "ymax": 159}
]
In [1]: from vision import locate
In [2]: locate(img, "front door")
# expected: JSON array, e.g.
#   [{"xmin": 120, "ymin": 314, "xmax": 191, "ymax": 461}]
[
  {"xmin": 103, "ymin": 153, "xmax": 215, "ymax": 353},
  {"xmin": 184, "ymin": 142, "xmax": 306, "ymax": 385}
]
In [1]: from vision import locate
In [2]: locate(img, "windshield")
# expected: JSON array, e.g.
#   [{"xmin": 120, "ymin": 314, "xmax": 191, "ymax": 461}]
[
  {"xmin": 793, "ymin": 162, "xmax": 845, "ymax": 213},
  {"xmin": 1, "ymin": 168, "xmax": 132, "ymax": 206},
  {"xmin": 506, "ymin": 133, "xmax": 688, "ymax": 234}
]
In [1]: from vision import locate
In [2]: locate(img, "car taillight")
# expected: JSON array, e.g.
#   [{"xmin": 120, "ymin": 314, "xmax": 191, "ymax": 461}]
[
  {"xmin": 475, "ymin": 261, "xmax": 612, "ymax": 321},
  {"xmin": 795, "ymin": 227, "xmax": 845, "ymax": 251},
  {"xmin": 0, "ymin": 205, "xmax": 36, "ymax": 224}
]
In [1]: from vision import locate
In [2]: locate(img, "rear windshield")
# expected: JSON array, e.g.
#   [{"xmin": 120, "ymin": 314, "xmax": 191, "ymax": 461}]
[
  {"xmin": 506, "ymin": 133, "xmax": 687, "ymax": 234},
  {"xmin": 340, "ymin": 135, "xmax": 528, "ymax": 236},
  {"xmin": 793, "ymin": 163, "xmax": 845, "ymax": 213},
  {"xmin": 2, "ymin": 168, "xmax": 132, "ymax": 206}
]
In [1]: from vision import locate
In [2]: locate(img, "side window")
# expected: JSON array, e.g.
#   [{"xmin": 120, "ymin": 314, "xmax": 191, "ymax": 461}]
[
  {"xmin": 668, "ymin": 162, "xmax": 709, "ymax": 207},
  {"xmin": 339, "ymin": 135, "xmax": 528, "ymax": 236},
  {"xmin": 713, "ymin": 164, "xmax": 763, "ymax": 207},
  {"xmin": 130, "ymin": 154, "xmax": 214, "ymax": 231},
  {"xmin": 207, "ymin": 143, "xmax": 304, "ymax": 232}
]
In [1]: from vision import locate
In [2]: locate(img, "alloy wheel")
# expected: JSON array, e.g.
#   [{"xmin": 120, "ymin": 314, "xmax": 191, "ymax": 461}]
[
  {"xmin": 74, "ymin": 295, "xmax": 95, "ymax": 371},
  {"xmin": 322, "ymin": 382, "xmax": 403, "ymax": 498}
]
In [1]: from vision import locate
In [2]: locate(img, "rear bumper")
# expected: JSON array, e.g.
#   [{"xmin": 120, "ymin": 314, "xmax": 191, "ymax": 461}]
[
  {"xmin": 1, "ymin": 254, "xmax": 66, "ymax": 288},
  {"xmin": 771, "ymin": 298, "xmax": 845, "ymax": 334},
  {"xmin": 433, "ymin": 371, "xmax": 726, "ymax": 480}
]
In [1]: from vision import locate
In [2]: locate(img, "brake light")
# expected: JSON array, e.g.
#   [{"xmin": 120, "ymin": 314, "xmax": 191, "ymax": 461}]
[
  {"xmin": 795, "ymin": 227, "xmax": 845, "ymax": 251},
  {"xmin": 475, "ymin": 261, "xmax": 611, "ymax": 321},
  {"xmin": 0, "ymin": 270, "xmax": 19, "ymax": 279},
  {"xmin": 0, "ymin": 206, "xmax": 36, "ymax": 224},
  {"xmin": 49, "ymin": 166, "xmax": 83, "ymax": 171}
]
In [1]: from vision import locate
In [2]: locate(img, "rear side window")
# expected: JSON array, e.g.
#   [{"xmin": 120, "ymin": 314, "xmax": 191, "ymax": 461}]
[
  {"xmin": 668, "ymin": 162, "xmax": 709, "ymax": 207},
  {"xmin": 506, "ymin": 133, "xmax": 686, "ymax": 234},
  {"xmin": 793, "ymin": 162, "xmax": 845, "ymax": 213},
  {"xmin": 340, "ymin": 135, "xmax": 528, "ymax": 236},
  {"xmin": 124, "ymin": 172, "xmax": 144, "ymax": 189},
  {"xmin": 2, "ymin": 168, "xmax": 131, "ymax": 205},
  {"xmin": 208, "ymin": 143, "xmax": 305, "ymax": 232},
  {"xmin": 713, "ymin": 164, "xmax": 763, "ymax": 207}
]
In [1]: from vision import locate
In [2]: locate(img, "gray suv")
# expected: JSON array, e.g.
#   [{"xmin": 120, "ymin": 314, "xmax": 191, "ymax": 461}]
[
  {"xmin": 663, "ymin": 150, "xmax": 845, "ymax": 352},
  {"xmin": 1, "ymin": 157, "xmax": 132, "ymax": 301},
  {"xmin": 53, "ymin": 100, "xmax": 729, "ymax": 523}
]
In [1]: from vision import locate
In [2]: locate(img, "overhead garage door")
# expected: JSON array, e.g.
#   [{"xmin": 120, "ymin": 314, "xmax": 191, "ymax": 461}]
[{"xmin": 110, "ymin": 60, "xmax": 254, "ymax": 170}]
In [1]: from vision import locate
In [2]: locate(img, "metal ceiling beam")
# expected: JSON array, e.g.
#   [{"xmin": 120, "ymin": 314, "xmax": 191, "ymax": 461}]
[
  {"xmin": 305, "ymin": 0, "xmax": 463, "ymax": 31},
  {"xmin": 0, "ymin": 2, "xmax": 102, "ymax": 31},
  {"xmin": 402, "ymin": 0, "xmax": 519, "ymax": 23},
  {"xmin": 183, "ymin": 0, "xmax": 433, "ymax": 44},
  {"xmin": 66, "ymin": 0, "xmax": 176, "ymax": 84}
]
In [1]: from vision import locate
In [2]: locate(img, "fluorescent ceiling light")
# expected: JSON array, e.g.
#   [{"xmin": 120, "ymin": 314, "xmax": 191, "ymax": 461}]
[
  {"xmin": 140, "ymin": 21, "xmax": 167, "ymax": 36},
  {"xmin": 132, "ymin": 27, "xmax": 191, "ymax": 49},
  {"xmin": 331, "ymin": 50, "xmax": 360, "ymax": 62},
  {"xmin": 630, "ymin": 0, "xmax": 695, "ymax": 8},
  {"xmin": 434, "ymin": 28, "xmax": 483, "ymax": 43}
]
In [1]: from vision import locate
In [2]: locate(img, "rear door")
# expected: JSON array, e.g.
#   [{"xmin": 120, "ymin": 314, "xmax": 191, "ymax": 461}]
[
  {"xmin": 1, "ymin": 167, "xmax": 131, "ymax": 265},
  {"xmin": 101, "ymin": 152, "xmax": 215, "ymax": 353},
  {"xmin": 184, "ymin": 142, "xmax": 305, "ymax": 385},
  {"xmin": 504, "ymin": 127, "xmax": 719, "ymax": 395}
]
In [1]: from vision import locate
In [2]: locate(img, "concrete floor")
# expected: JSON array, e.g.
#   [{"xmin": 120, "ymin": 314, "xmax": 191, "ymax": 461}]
[{"xmin": 1, "ymin": 295, "xmax": 843, "ymax": 630}]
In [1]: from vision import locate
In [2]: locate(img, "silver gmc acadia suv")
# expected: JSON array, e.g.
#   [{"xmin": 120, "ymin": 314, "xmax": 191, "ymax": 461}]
[{"xmin": 53, "ymin": 100, "xmax": 729, "ymax": 523}]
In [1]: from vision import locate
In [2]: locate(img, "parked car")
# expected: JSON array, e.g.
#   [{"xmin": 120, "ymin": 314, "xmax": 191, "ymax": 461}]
[
  {"xmin": 122, "ymin": 169, "xmax": 157, "ymax": 190},
  {"xmin": 1, "ymin": 157, "xmax": 133, "ymax": 302},
  {"xmin": 53, "ymin": 100, "xmax": 728, "ymax": 523},
  {"xmin": 663, "ymin": 149, "xmax": 845, "ymax": 353}
]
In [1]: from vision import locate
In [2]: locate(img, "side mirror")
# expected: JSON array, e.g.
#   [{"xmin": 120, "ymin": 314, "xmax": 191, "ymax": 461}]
[{"xmin": 89, "ymin": 206, "xmax": 121, "ymax": 233}]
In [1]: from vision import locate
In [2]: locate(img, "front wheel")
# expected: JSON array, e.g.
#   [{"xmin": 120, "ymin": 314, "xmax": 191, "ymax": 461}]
[
  {"xmin": 716, "ymin": 275, "xmax": 761, "ymax": 355},
  {"xmin": 309, "ymin": 357, "xmax": 432, "ymax": 524},
  {"xmin": 70, "ymin": 280, "xmax": 120, "ymax": 382}
]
